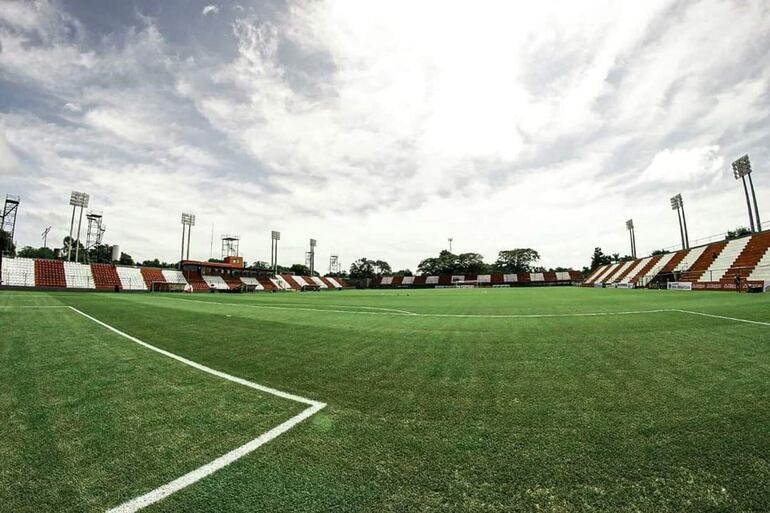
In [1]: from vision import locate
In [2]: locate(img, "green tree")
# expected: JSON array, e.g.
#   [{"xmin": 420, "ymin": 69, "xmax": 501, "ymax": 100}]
[
  {"xmin": 494, "ymin": 249, "xmax": 541, "ymax": 273},
  {"xmin": 726, "ymin": 226, "xmax": 751, "ymax": 240},
  {"xmin": 650, "ymin": 249, "xmax": 667, "ymax": 256},
  {"xmin": 349, "ymin": 257, "xmax": 375, "ymax": 279},
  {"xmin": 289, "ymin": 264, "xmax": 310, "ymax": 275},
  {"xmin": 119, "ymin": 252, "xmax": 134, "ymax": 265},
  {"xmin": 394, "ymin": 269, "xmax": 413, "ymax": 276},
  {"xmin": 248, "ymin": 260, "xmax": 270, "ymax": 270},
  {"xmin": 87, "ymin": 244, "xmax": 112, "ymax": 264},
  {"xmin": 590, "ymin": 247, "xmax": 612, "ymax": 269},
  {"xmin": 0, "ymin": 230, "xmax": 15, "ymax": 256},
  {"xmin": 16, "ymin": 246, "xmax": 55, "ymax": 259}
]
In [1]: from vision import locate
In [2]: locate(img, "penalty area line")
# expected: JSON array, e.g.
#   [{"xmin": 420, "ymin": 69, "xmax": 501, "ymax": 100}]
[{"xmin": 65, "ymin": 306, "xmax": 325, "ymax": 513}]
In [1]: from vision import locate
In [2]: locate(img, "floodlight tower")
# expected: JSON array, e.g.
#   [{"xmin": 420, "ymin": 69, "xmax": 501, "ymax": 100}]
[
  {"xmin": 85, "ymin": 211, "xmax": 103, "ymax": 249},
  {"xmin": 448, "ymin": 237, "xmax": 453, "ymax": 252},
  {"xmin": 41, "ymin": 226, "xmax": 51, "ymax": 248},
  {"xmin": 180, "ymin": 213, "xmax": 195, "ymax": 264},
  {"xmin": 625, "ymin": 219, "xmax": 637, "ymax": 258},
  {"xmin": 221, "ymin": 234, "xmax": 240, "ymax": 259},
  {"xmin": 732, "ymin": 155, "xmax": 761, "ymax": 232},
  {"xmin": 670, "ymin": 194, "xmax": 689, "ymax": 250},
  {"xmin": 67, "ymin": 191, "xmax": 89, "ymax": 262},
  {"xmin": 1, "ymin": 194, "xmax": 20, "ymax": 253},
  {"xmin": 329, "ymin": 254, "xmax": 340, "ymax": 274},
  {"xmin": 271, "ymin": 230, "xmax": 280, "ymax": 276}
]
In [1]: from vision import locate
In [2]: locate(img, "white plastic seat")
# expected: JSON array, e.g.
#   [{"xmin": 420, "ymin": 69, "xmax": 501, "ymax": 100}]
[
  {"xmin": 555, "ymin": 271, "xmax": 570, "ymax": 281},
  {"xmin": 63, "ymin": 261, "xmax": 95, "ymax": 289},
  {"xmin": 161, "ymin": 269, "xmax": 189, "ymax": 285},
  {"xmin": 116, "ymin": 267, "xmax": 147, "ymax": 290},
  {"xmin": 426, "ymin": 276, "xmax": 439, "ymax": 284},
  {"xmin": 381, "ymin": 276, "xmax": 393, "ymax": 285},
  {"xmin": 476, "ymin": 274, "xmax": 491, "ymax": 283},
  {"xmin": 202, "ymin": 275, "xmax": 229, "ymax": 290},
  {"xmin": 530, "ymin": 273, "xmax": 544, "ymax": 282},
  {"xmin": 311, "ymin": 276, "xmax": 328, "ymax": 288},
  {"xmin": 1, "ymin": 257, "xmax": 35, "ymax": 287},
  {"xmin": 503, "ymin": 274, "xmax": 518, "ymax": 282},
  {"xmin": 240, "ymin": 277, "xmax": 264, "ymax": 290},
  {"xmin": 699, "ymin": 238, "xmax": 751, "ymax": 282}
]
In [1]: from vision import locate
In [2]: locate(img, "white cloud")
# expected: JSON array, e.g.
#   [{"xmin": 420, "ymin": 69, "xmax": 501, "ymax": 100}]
[
  {"xmin": 201, "ymin": 5, "xmax": 220, "ymax": 16},
  {"xmin": 0, "ymin": 126, "xmax": 19, "ymax": 174},
  {"xmin": 2, "ymin": 0, "xmax": 770, "ymax": 270}
]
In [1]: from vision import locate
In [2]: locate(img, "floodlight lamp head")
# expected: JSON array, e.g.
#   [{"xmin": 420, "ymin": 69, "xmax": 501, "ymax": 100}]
[
  {"xmin": 731, "ymin": 154, "xmax": 751, "ymax": 179},
  {"xmin": 181, "ymin": 213, "xmax": 196, "ymax": 226},
  {"xmin": 69, "ymin": 191, "xmax": 89, "ymax": 207},
  {"xmin": 271, "ymin": 230, "xmax": 281, "ymax": 241},
  {"xmin": 310, "ymin": 238, "xmax": 316, "ymax": 248},
  {"xmin": 626, "ymin": 219, "xmax": 634, "ymax": 230}
]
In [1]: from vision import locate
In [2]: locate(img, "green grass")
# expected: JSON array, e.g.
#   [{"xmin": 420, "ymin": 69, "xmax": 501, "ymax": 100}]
[{"xmin": 2, "ymin": 287, "xmax": 770, "ymax": 512}]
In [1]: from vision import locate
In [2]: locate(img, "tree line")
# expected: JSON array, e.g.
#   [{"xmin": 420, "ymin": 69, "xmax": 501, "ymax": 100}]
[{"xmin": 347, "ymin": 248, "xmax": 570, "ymax": 279}]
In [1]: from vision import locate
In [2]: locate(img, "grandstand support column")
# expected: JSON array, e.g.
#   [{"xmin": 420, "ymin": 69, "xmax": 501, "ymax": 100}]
[{"xmin": 186, "ymin": 222, "xmax": 192, "ymax": 260}]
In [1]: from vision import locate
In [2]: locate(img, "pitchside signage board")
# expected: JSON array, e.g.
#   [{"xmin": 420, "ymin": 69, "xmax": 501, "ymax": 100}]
[{"xmin": 667, "ymin": 282, "xmax": 693, "ymax": 291}]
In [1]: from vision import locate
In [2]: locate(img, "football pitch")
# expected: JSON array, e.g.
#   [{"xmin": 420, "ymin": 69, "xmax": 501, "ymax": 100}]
[{"xmin": 2, "ymin": 287, "xmax": 769, "ymax": 513}]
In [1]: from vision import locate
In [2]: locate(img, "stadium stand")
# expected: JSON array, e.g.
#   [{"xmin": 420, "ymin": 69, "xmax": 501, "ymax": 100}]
[
  {"xmin": 401, "ymin": 276, "xmax": 415, "ymax": 285},
  {"xmin": 311, "ymin": 276, "xmax": 328, "ymax": 288},
  {"xmin": 681, "ymin": 241, "xmax": 727, "ymax": 282},
  {"xmin": 35, "ymin": 259, "xmax": 66, "ymax": 288},
  {"xmin": 161, "ymin": 269, "xmax": 189, "ymax": 286},
  {"xmin": 748, "ymin": 240, "xmax": 770, "ymax": 282},
  {"xmin": 1, "ymin": 257, "xmax": 36, "ymax": 287},
  {"xmin": 503, "ymin": 274, "xmax": 517, "ymax": 283},
  {"xmin": 240, "ymin": 277, "xmax": 264, "ymax": 290},
  {"xmin": 725, "ymin": 231, "xmax": 770, "ymax": 283},
  {"xmin": 477, "ymin": 274, "xmax": 491, "ymax": 283},
  {"xmin": 63, "ymin": 262, "xmax": 95, "ymax": 289},
  {"xmin": 259, "ymin": 278, "xmax": 276, "ymax": 290},
  {"xmin": 274, "ymin": 275, "xmax": 294, "ymax": 290},
  {"xmin": 182, "ymin": 271, "xmax": 209, "ymax": 291},
  {"xmin": 593, "ymin": 263, "xmax": 620, "ymax": 284},
  {"xmin": 618, "ymin": 257, "xmax": 652, "ymax": 284},
  {"xmin": 391, "ymin": 276, "xmax": 403, "ymax": 286},
  {"xmin": 282, "ymin": 275, "xmax": 304, "ymax": 289},
  {"xmin": 203, "ymin": 275, "xmax": 229, "ymax": 290},
  {"xmin": 673, "ymin": 246, "xmax": 707, "ymax": 275},
  {"xmin": 530, "ymin": 272, "xmax": 545, "ymax": 282},
  {"xmin": 583, "ymin": 265, "xmax": 609, "ymax": 285},
  {"xmin": 140, "ymin": 268, "xmax": 167, "ymax": 289},
  {"xmin": 426, "ymin": 276, "xmax": 439, "ymax": 284},
  {"xmin": 381, "ymin": 276, "xmax": 393, "ymax": 285},
  {"xmin": 91, "ymin": 263, "xmax": 121, "ymax": 290},
  {"xmin": 698, "ymin": 237, "xmax": 750, "ymax": 282},
  {"xmin": 607, "ymin": 260, "xmax": 636, "ymax": 283},
  {"xmin": 517, "ymin": 272, "xmax": 531, "ymax": 283},
  {"xmin": 116, "ymin": 266, "xmax": 147, "ymax": 290},
  {"xmin": 321, "ymin": 277, "xmax": 341, "ymax": 288}
]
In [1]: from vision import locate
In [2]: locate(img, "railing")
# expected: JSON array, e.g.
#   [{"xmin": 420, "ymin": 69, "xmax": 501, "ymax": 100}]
[{"xmin": 656, "ymin": 231, "xmax": 730, "ymax": 254}]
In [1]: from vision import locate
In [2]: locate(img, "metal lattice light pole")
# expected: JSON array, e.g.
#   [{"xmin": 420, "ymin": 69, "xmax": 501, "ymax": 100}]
[{"xmin": 732, "ymin": 155, "xmax": 761, "ymax": 232}]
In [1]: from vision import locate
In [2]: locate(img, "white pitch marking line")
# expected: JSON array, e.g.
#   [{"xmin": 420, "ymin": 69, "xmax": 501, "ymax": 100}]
[
  {"xmin": 65, "ymin": 306, "xmax": 325, "ymax": 513},
  {"xmin": 672, "ymin": 309, "xmax": 770, "ymax": 327}
]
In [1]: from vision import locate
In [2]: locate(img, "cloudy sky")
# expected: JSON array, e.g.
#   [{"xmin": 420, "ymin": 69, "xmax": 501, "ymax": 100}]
[{"xmin": 1, "ymin": 0, "xmax": 769, "ymax": 271}]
